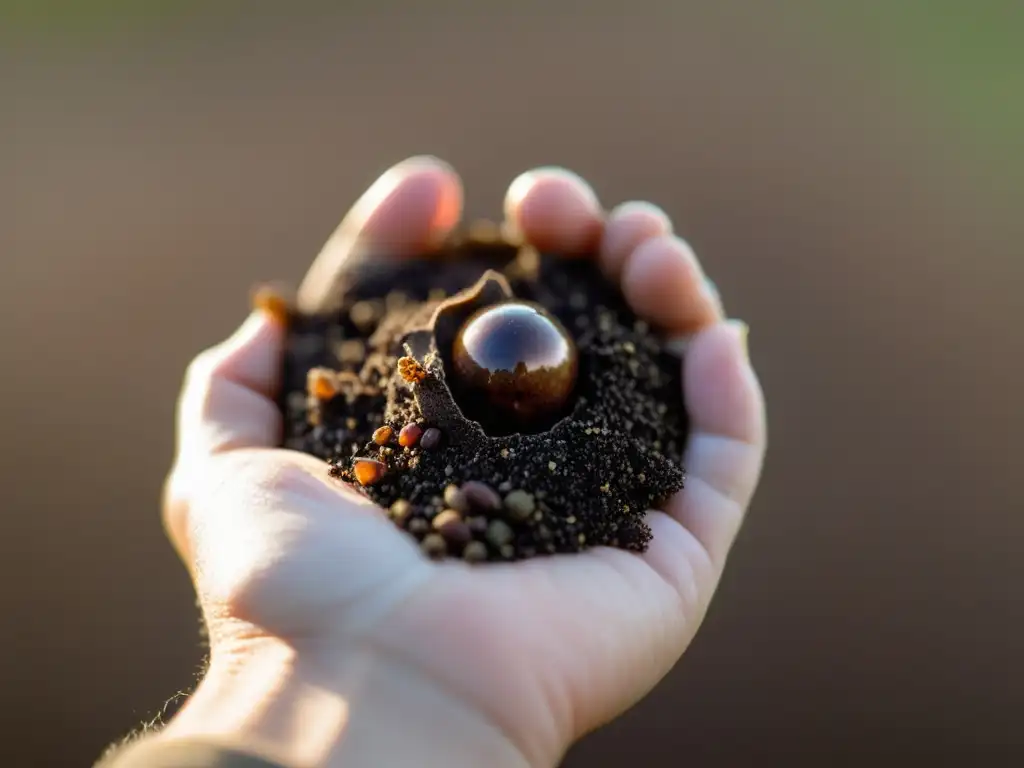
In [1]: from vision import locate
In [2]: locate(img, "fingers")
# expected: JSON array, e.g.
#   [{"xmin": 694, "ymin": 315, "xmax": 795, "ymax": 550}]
[
  {"xmin": 503, "ymin": 167, "xmax": 604, "ymax": 254},
  {"xmin": 297, "ymin": 156, "xmax": 463, "ymax": 313},
  {"xmin": 177, "ymin": 156, "xmax": 465, "ymax": 464},
  {"xmin": 621, "ymin": 234, "xmax": 723, "ymax": 334},
  {"xmin": 598, "ymin": 201, "xmax": 673, "ymax": 281},
  {"xmin": 665, "ymin": 322, "xmax": 766, "ymax": 566},
  {"xmin": 176, "ymin": 311, "xmax": 284, "ymax": 462}
]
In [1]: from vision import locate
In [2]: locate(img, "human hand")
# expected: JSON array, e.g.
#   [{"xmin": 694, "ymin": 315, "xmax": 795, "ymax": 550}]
[{"xmin": 158, "ymin": 157, "xmax": 767, "ymax": 768}]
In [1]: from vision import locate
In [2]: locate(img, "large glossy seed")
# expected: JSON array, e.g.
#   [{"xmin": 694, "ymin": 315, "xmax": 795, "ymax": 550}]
[{"xmin": 452, "ymin": 301, "xmax": 577, "ymax": 426}]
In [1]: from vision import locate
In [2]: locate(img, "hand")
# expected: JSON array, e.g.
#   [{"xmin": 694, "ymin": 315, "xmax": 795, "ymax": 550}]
[{"xmin": 158, "ymin": 157, "xmax": 767, "ymax": 768}]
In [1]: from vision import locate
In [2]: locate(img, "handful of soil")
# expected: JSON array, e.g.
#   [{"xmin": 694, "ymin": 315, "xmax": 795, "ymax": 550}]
[{"xmin": 274, "ymin": 223, "xmax": 687, "ymax": 563}]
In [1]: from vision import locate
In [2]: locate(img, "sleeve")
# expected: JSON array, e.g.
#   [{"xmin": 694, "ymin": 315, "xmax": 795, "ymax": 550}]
[{"xmin": 97, "ymin": 738, "xmax": 290, "ymax": 768}]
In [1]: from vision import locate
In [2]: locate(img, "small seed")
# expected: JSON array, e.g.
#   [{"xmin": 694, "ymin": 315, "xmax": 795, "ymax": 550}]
[
  {"xmin": 389, "ymin": 500, "xmax": 411, "ymax": 523},
  {"xmin": 434, "ymin": 511, "xmax": 472, "ymax": 548},
  {"xmin": 251, "ymin": 284, "xmax": 289, "ymax": 325},
  {"xmin": 372, "ymin": 426, "xmax": 393, "ymax": 445},
  {"xmin": 421, "ymin": 533, "xmax": 447, "ymax": 559},
  {"xmin": 467, "ymin": 516, "xmax": 488, "ymax": 534},
  {"xmin": 443, "ymin": 484, "xmax": 470, "ymax": 514},
  {"xmin": 307, "ymin": 368, "xmax": 339, "ymax": 401},
  {"xmin": 353, "ymin": 458, "xmax": 386, "ymax": 486},
  {"xmin": 432, "ymin": 509, "xmax": 463, "ymax": 530},
  {"xmin": 420, "ymin": 427, "xmax": 443, "ymax": 451},
  {"xmin": 398, "ymin": 423, "xmax": 423, "ymax": 447},
  {"xmin": 485, "ymin": 519, "xmax": 514, "ymax": 548},
  {"xmin": 463, "ymin": 541, "xmax": 488, "ymax": 563},
  {"xmin": 462, "ymin": 481, "xmax": 502, "ymax": 513},
  {"xmin": 503, "ymin": 489, "xmax": 535, "ymax": 521},
  {"xmin": 408, "ymin": 517, "xmax": 429, "ymax": 535}
]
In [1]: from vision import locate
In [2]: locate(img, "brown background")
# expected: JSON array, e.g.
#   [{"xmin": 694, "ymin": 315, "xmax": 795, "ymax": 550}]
[{"xmin": 2, "ymin": 4, "xmax": 1021, "ymax": 766}]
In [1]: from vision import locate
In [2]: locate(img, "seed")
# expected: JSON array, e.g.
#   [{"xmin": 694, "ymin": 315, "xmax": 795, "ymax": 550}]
[
  {"xmin": 388, "ymin": 499, "xmax": 411, "ymax": 523},
  {"xmin": 485, "ymin": 519, "xmax": 514, "ymax": 548},
  {"xmin": 433, "ymin": 510, "xmax": 472, "ymax": 548},
  {"xmin": 463, "ymin": 541, "xmax": 488, "ymax": 563},
  {"xmin": 420, "ymin": 427, "xmax": 443, "ymax": 451},
  {"xmin": 421, "ymin": 533, "xmax": 447, "ymax": 559},
  {"xmin": 307, "ymin": 368, "xmax": 339, "ymax": 401},
  {"xmin": 372, "ymin": 426, "xmax": 393, "ymax": 445},
  {"xmin": 432, "ymin": 509, "xmax": 463, "ymax": 530},
  {"xmin": 352, "ymin": 458, "xmax": 386, "ymax": 486},
  {"xmin": 443, "ymin": 484, "xmax": 470, "ymax": 514},
  {"xmin": 451, "ymin": 300, "xmax": 577, "ymax": 427},
  {"xmin": 462, "ymin": 481, "xmax": 502, "ymax": 513},
  {"xmin": 408, "ymin": 518, "xmax": 429, "ymax": 535},
  {"xmin": 398, "ymin": 423, "xmax": 423, "ymax": 448},
  {"xmin": 467, "ymin": 516, "xmax": 488, "ymax": 534},
  {"xmin": 503, "ymin": 489, "xmax": 535, "ymax": 521},
  {"xmin": 251, "ymin": 284, "xmax": 289, "ymax": 325}
]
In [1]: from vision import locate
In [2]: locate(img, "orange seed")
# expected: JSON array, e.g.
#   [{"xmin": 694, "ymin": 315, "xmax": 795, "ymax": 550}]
[
  {"xmin": 353, "ymin": 458, "xmax": 386, "ymax": 486},
  {"xmin": 372, "ymin": 426, "xmax": 393, "ymax": 445},
  {"xmin": 307, "ymin": 368, "xmax": 339, "ymax": 401},
  {"xmin": 251, "ymin": 284, "xmax": 290, "ymax": 325},
  {"xmin": 398, "ymin": 423, "xmax": 424, "ymax": 448}
]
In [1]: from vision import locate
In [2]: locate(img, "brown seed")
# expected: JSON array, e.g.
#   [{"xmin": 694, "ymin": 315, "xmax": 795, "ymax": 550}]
[
  {"xmin": 420, "ymin": 427, "xmax": 443, "ymax": 451},
  {"xmin": 443, "ymin": 484, "xmax": 470, "ymax": 514},
  {"xmin": 251, "ymin": 284, "xmax": 290, "ymax": 325},
  {"xmin": 503, "ymin": 489, "xmax": 535, "ymax": 521},
  {"xmin": 353, "ymin": 458, "xmax": 386, "ymax": 486},
  {"xmin": 372, "ymin": 426, "xmax": 393, "ymax": 445},
  {"xmin": 462, "ymin": 481, "xmax": 501, "ymax": 513},
  {"xmin": 398, "ymin": 423, "xmax": 423, "ymax": 448},
  {"xmin": 434, "ymin": 512, "xmax": 472, "ymax": 548},
  {"xmin": 408, "ymin": 517, "xmax": 429, "ymax": 535},
  {"xmin": 421, "ymin": 533, "xmax": 447, "ymax": 559},
  {"xmin": 307, "ymin": 368, "xmax": 339, "ymax": 401},
  {"xmin": 398, "ymin": 356, "xmax": 428, "ymax": 384},
  {"xmin": 452, "ymin": 300, "xmax": 578, "ymax": 427},
  {"xmin": 463, "ymin": 541, "xmax": 489, "ymax": 563},
  {"xmin": 485, "ymin": 519, "xmax": 514, "ymax": 548}
]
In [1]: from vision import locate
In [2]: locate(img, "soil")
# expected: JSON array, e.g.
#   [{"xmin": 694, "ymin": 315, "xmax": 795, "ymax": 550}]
[{"xmin": 277, "ymin": 224, "xmax": 687, "ymax": 562}]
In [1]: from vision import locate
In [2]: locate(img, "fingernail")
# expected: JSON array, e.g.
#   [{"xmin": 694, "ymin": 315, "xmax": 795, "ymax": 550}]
[{"xmin": 728, "ymin": 319, "xmax": 749, "ymax": 362}]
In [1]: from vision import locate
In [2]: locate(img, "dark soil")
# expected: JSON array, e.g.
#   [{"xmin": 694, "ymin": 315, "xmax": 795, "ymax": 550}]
[{"xmin": 278, "ymin": 225, "xmax": 687, "ymax": 562}]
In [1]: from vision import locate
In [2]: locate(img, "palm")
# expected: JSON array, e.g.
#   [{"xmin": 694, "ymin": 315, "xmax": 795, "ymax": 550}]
[
  {"xmin": 189, "ymin": 443, "xmax": 709, "ymax": 759},
  {"xmin": 166, "ymin": 158, "xmax": 765, "ymax": 765}
]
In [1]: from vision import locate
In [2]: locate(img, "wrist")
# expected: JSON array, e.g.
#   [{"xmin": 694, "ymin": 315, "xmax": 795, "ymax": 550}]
[{"xmin": 158, "ymin": 635, "xmax": 534, "ymax": 768}]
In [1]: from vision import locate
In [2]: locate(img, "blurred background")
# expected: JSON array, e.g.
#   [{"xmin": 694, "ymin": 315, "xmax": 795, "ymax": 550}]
[{"xmin": 2, "ymin": 2, "xmax": 1022, "ymax": 766}]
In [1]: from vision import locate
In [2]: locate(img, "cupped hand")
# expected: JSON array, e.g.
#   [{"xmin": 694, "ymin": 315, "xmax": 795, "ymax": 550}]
[{"xmin": 160, "ymin": 157, "xmax": 766, "ymax": 768}]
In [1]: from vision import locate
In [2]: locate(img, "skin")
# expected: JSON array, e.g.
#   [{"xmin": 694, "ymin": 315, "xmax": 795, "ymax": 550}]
[{"xmin": 154, "ymin": 157, "xmax": 767, "ymax": 768}]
